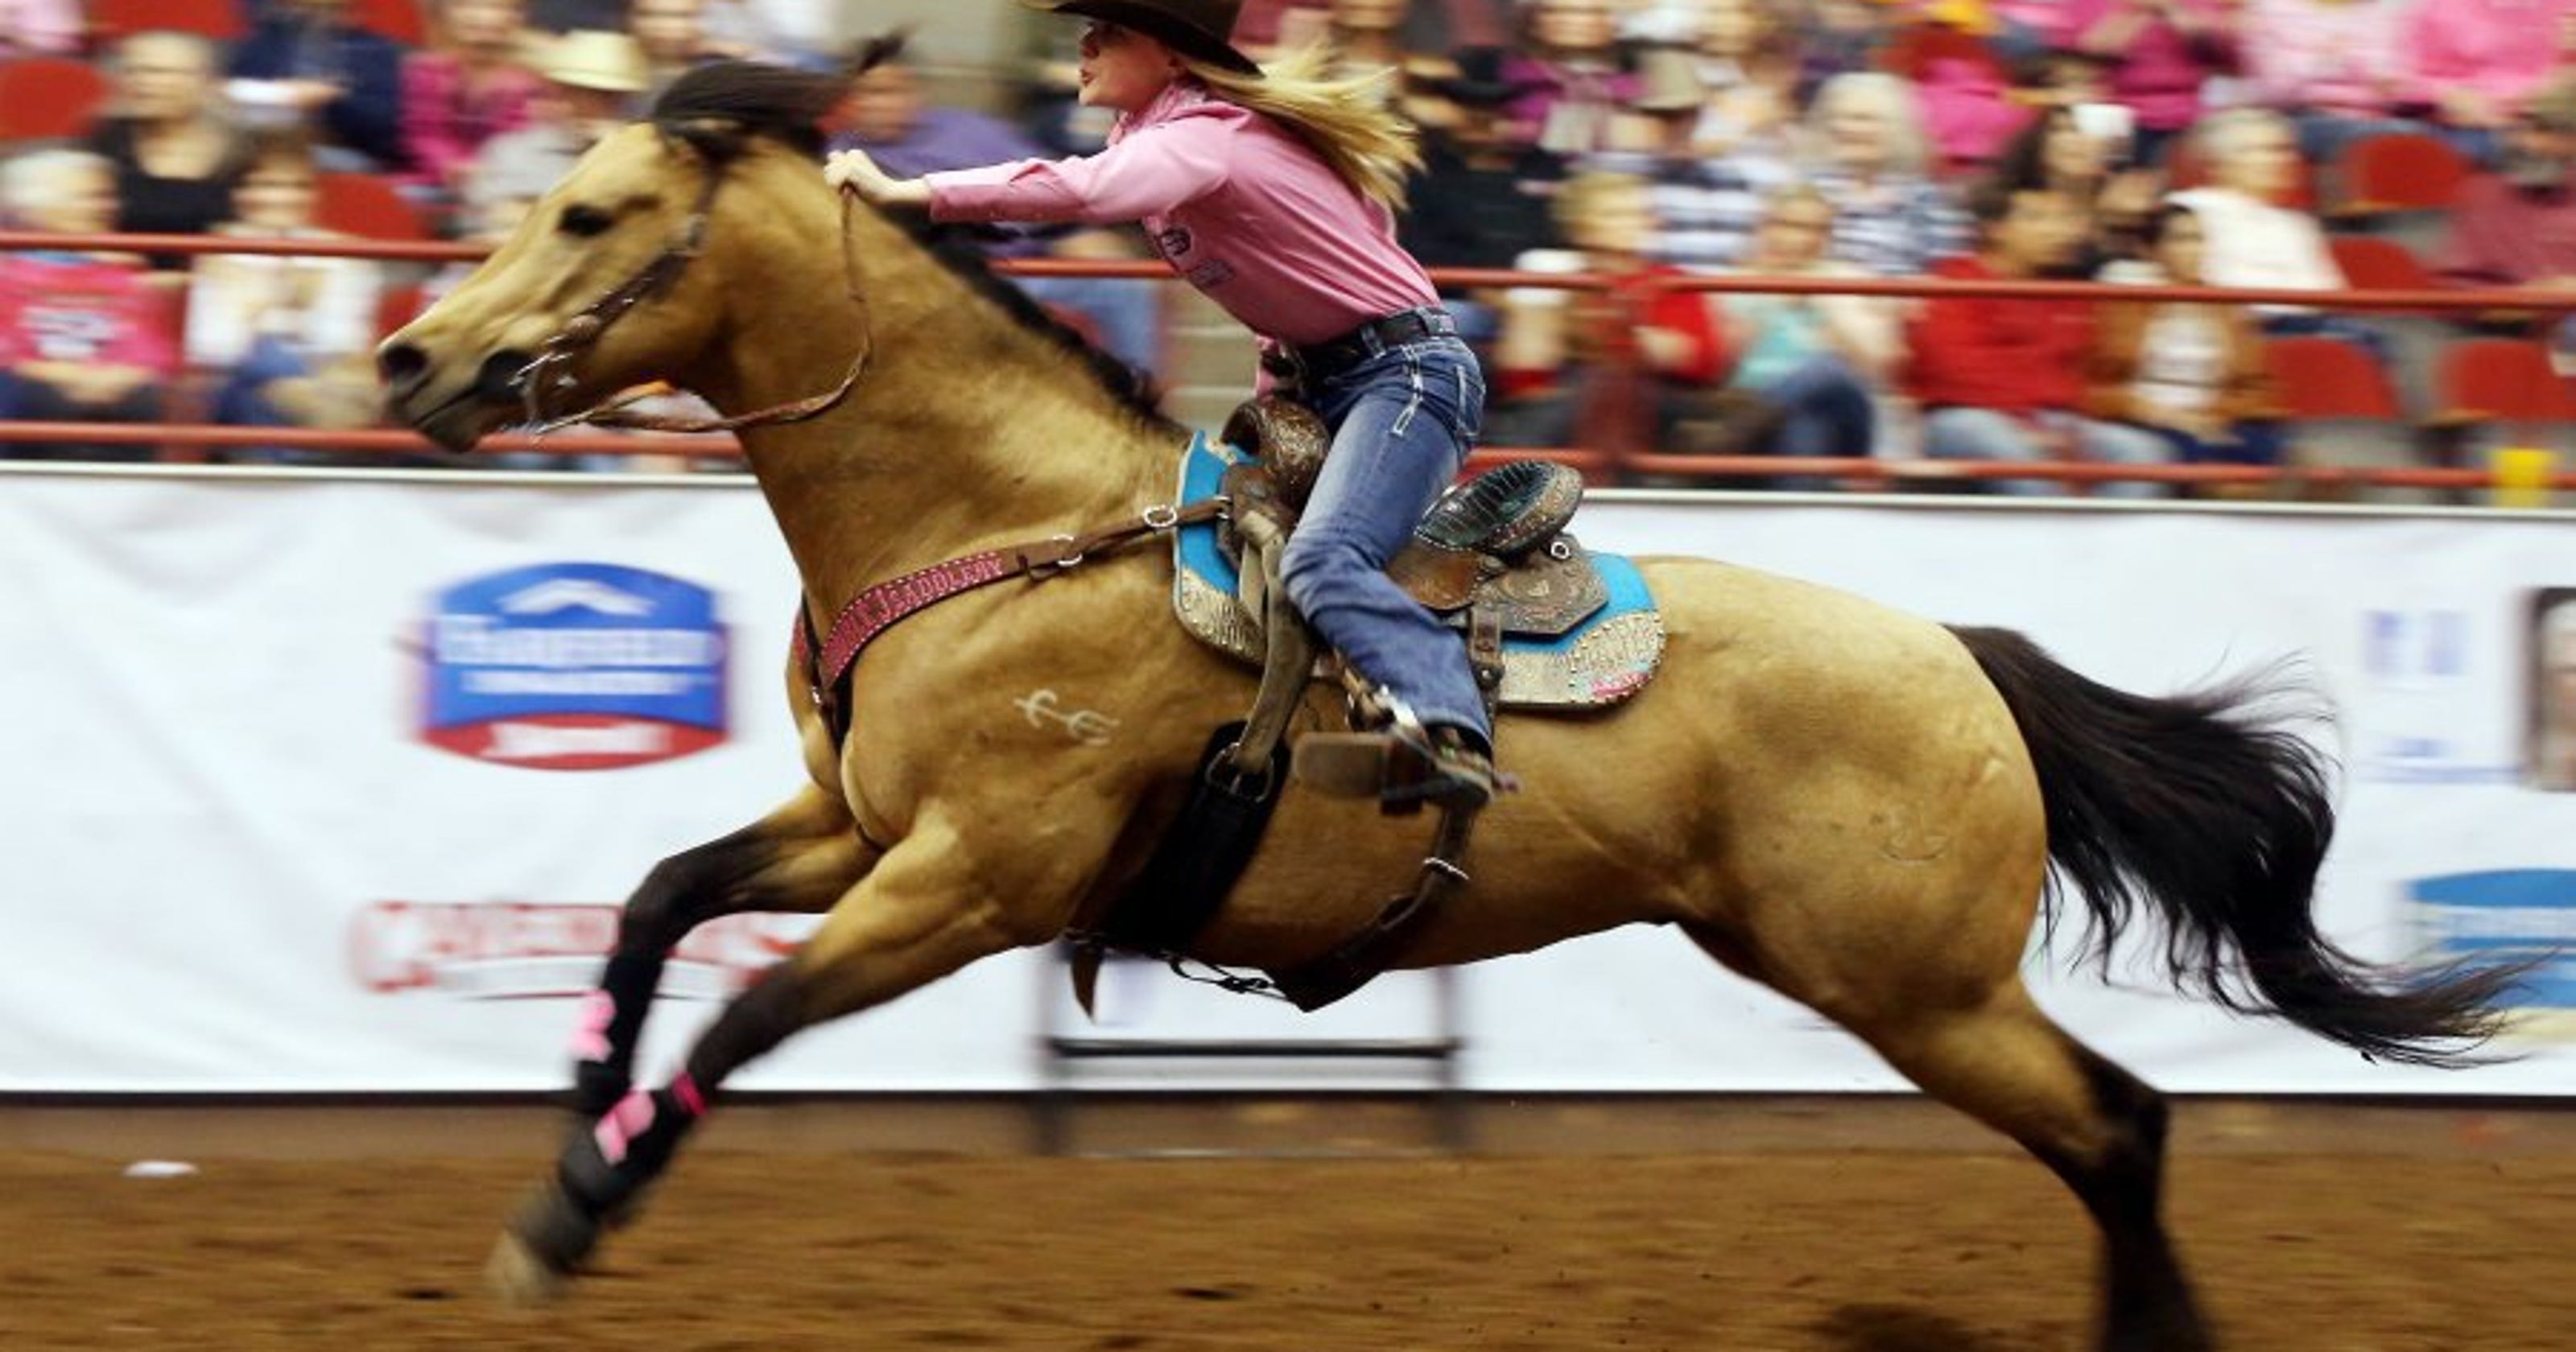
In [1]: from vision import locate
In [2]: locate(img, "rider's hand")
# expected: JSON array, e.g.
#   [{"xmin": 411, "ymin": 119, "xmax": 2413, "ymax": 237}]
[{"xmin": 824, "ymin": 150, "xmax": 931, "ymax": 208}]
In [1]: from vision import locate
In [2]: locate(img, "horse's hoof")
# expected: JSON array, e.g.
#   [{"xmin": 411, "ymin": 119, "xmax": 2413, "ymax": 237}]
[
  {"xmin": 488, "ymin": 1181, "xmax": 600, "ymax": 1305},
  {"xmin": 485, "ymin": 1230, "xmax": 572, "ymax": 1307}
]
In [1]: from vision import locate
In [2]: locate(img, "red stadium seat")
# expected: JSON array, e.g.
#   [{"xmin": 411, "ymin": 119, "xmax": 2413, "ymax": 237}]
[
  {"xmin": 316, "ymin": 171, "xmax": 431, "ymax": 240},
  {"xmin": 2264, "ymin": 336, "xmax": 2404, "ymax": 422},
  {"xmin": 2327, "ymin": 234, "xmax": 2435, "ymax": 293},
  {"xmin": 87, "ymin": 0, "xmax": 247, "ymax": 43},
  {"xmin": 349, "ymin": 0, "xmax": 430, "ymax": 46},
  {"xmin": 2334, "ymin": 132, "xmax": 2471, "ymax": 217},
  {"xmin": 0, "ymin": 58, "xmax": 111, "ymax": 145},
  {"xmin": 2433, "ymin": 338, "xmax": 2569, "ymax": 424},
  {"xmin": 375, "ymin": 282, "xmax": 426, "ymax": 340}
]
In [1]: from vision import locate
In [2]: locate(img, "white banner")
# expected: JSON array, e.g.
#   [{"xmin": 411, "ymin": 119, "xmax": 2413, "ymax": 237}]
[{"xmin": 1, "ymin": 468, "xmax": 2569, "ymax": 1095}]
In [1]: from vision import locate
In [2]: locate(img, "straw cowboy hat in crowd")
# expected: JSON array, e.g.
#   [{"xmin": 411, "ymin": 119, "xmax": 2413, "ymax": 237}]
[{"xmin": 536, "ymin": 30, "xmax": 650, "ymax": 93}]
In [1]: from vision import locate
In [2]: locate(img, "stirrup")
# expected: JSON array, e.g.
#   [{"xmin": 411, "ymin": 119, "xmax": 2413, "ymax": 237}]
[{"xmin": 1293, "ymin": 702, "xmax": 1513, "ymax": 817}]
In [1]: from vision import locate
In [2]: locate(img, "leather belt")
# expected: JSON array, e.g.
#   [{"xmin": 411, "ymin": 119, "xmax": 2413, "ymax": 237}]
[{"xmin": 1273, "ymin": 306, "xmax": 1458, "ymax": 382}]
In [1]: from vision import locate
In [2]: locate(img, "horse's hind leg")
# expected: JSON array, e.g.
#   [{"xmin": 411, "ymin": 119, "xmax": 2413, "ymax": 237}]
[
  {"xmin": 569, "ymin": 785, "xmax": 875, "ymax": 1119},
  {"xmin": 1832, "ymin": 976, "xmax": 2213, "ymax": 1352}
]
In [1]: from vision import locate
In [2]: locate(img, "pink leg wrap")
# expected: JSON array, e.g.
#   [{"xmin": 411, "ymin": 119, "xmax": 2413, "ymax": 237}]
[
  {"xmin": 592, "ymin": 1089, "xmax": 656, "ymax": 1165},
  {"xmin": 568, "ymin": 990, "xmax": 616, "ymax": 1064}
]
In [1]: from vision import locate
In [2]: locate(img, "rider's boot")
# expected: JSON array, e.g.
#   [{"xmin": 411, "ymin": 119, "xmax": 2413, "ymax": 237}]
[
  {"xmin": 1294, "ymin": 697, "xmax": 1514, "ymax": 815},
  {"xmin": 1381, "ymin": 722, "xmax": 1505, "ymax": 810}
]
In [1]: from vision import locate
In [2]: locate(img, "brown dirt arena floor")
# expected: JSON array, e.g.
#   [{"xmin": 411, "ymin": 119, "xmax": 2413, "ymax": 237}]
[{"xmin": 0, "ymin": 1098, "xmax": 2569, "ymax": 1351}]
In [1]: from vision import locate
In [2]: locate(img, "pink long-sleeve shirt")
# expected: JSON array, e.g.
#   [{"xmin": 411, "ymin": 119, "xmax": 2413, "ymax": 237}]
[
  {"xmin": 399, "ymin": 53, "xmax": 539, "ymax": 192},
  {"xmin": 923, "ymin": 80, "xmax": 1437, "ymax": 348},
  {"xmin": 2066, "ymin": 0, "xmax": 2237, "ymax": 132},
  {"xmin": 2240, "ymin": 0, "xmax": 2409, "ymax": 117},
  {"xmin": 2404, "ymin": 0, "xmax": 2576, "ymax": 113}
]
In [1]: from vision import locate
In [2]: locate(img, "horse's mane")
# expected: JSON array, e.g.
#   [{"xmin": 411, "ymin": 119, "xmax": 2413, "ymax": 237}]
[
  {"xmin": 902, "ymin": 225, "xmax": 1175, "ymax": 427},
  {"xmin": 651, "ymin": 60, "xmax": 844, "ymax": 160},
  {"xmin": 650, "ymin": 59, "xmax": 1174, "ymax": 427}
]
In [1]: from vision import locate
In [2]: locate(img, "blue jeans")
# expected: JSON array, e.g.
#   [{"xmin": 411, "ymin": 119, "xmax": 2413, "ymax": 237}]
[
  {"xmin": 2434, "ymin": 126, "xmax": 2506, "ymax": 170},
  {"xmin": 213, "ymin": 332, "xmax": 311, "ymax": 428},
  {"xmin": 1922, "ymin": 407, "xmax": 2175, "ymax": 498},
  {"xmin": 2141, "ymin": 420, "xmax": 2289, "ymax": 468},
  {"xmin": 0, "ymin": 370, "xmax": 161, "ymax": 462},
  {"xmin": 1754, "ymin": 354, "xmax": 1876, "ymax": 488},
  {"xmin": 1279, "ymin": 321, "xmax": 1492, "ymax": 743},
  {"xmin": 2259, "ymin": 311, "xmax": 2391, "ymax": 368}
]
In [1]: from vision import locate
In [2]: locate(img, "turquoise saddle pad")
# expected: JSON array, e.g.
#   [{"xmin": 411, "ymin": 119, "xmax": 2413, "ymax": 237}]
[{"xmin": 1167, "ymin": 431, "xmax": 1665, "ymax": 710}]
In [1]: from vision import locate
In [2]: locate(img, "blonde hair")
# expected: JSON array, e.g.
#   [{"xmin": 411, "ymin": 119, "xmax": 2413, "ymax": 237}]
[
  {"xmin": 1808, "ymin": 72, "xmax": 1932, "ymax": 179},
  {"xmin": 1550, "ymin": 167, "xmax": 1648, "ymax": 238},
  {"xmin": 1, "ymin": 147, "xmax": 113, "ymax": 224},
  {"xmin": 1762, "ymin": 180, "xmax": 1831, "ymax": 218},
  {"xmin": 1176, "ymin": 45, "xmax": 1421, "ymax": 212},
  {"xmin": 2192, "ymin": 107, "xmax": 2293, "ymax": 169}
]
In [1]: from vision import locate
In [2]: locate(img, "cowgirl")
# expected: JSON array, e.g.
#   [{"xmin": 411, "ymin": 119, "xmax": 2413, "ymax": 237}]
[{"xmin": 827, "ymin": 0, "xmax": 1501, "ymax": 805}]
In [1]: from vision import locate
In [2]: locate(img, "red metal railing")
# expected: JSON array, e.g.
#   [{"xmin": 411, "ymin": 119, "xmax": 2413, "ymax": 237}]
[{"xmin": 2, "ymin": 230, "xmax": 2569, "ymax": 493}]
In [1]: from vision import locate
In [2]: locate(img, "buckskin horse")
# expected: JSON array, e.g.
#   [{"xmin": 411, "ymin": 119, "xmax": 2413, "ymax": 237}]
[{"xmin": 377, "ymin": 63, "xmax": 2516, "ymax": 1351}]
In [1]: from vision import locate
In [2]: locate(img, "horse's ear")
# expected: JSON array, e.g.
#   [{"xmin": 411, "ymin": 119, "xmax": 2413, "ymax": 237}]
[
  {"xmin": 844, "ymin": 27, "xmax": 910, "ymax": 78},
  {"xmin": 667, "ymin": 116, "xmax": 749, "ymax": 166}
]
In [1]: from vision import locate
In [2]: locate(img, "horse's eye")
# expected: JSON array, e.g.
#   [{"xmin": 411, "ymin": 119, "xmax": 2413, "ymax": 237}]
[{"xmin": 558, "ymin": 204, "xmax": 615, "ymax": 237}]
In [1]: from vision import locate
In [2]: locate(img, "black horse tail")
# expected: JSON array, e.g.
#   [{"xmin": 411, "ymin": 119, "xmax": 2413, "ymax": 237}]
[{"xmin": 1949, "ymin": 624, "xmax": 2522, "ymax": 1069}]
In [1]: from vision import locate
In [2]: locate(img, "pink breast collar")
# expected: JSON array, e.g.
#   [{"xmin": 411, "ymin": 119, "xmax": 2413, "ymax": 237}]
[{"xmin": 789, "ymin": 499, "xmax": 1226, "ymax": 740}]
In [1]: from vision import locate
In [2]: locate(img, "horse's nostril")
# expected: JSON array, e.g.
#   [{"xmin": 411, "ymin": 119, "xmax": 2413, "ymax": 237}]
[
  {"xmin": 477, "ymin": 350, "xmax": 536, "ymax": 402},
  {"xmin": 378, "ymin": 342, "xmax": 429, "ymax": 389}
]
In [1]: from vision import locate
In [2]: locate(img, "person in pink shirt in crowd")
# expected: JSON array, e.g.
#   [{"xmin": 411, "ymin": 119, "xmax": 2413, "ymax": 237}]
[
  {"xmin": 2436, "ymin": 73, "xmax": 2576, "ymax": 364},
  {"xmin": 828, "ymin": 0, "xmax": 1505, "ymax": 806},
  {"xmin": 2438, "ymin": 72, "xmax": 2576, "ymax": 291},
  {"xmin": 1908, "ymin": 34, "xmax": 2028, "ymax": 172},
  {"xmin": 0, "ymin": 0, "xmax": 81, "ymax": 53},
  {"xmin": 0, "ymin": 150, "xmax": 181, "ymax": 463},
  {"xmin": 2404, "ymin": 0, "xmax": 2576, "ymax": 167},
  {"xmin": 1499, "ymin": 0, "xmax": 1641, "ymax": 155},
  {"xmin": 400, "ymin": 0, "xmax": 544, "ymax": 204},
  {"xmin": 2238, "ymin": 0, "xmax": 2421, "ymax": 163},
  {"xmin": 2065, "ymin": 0, "xmax": 2236, "ymax": 166}
]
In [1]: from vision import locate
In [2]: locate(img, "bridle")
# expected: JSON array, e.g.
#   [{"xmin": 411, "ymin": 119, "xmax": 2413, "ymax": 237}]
[{"xmin": 512, "ymin": 142, "xmax": 873, "ymax": 437}]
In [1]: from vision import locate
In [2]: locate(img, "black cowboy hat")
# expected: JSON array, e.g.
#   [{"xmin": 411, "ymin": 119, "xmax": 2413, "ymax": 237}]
[
  {"xmin": 1421, "ymin": 47, "xmax": 1532, "ymax": 110},
  {"xmin": 1018, "ymin": 0, "xmax": 1263, "ymax": 77}
]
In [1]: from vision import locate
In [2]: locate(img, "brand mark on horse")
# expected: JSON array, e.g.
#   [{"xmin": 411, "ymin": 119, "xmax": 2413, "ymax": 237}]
[{"xmin": 1015, "ymin": 690, "xmax": 1118, "ymax": 746}]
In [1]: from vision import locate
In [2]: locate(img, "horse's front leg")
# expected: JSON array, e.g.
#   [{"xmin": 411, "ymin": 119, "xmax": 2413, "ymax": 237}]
[
  {"xmin": 491, "ymin": 813, "xmax": 1064, "ymax": 1302},
  {"xmin": 568, "ymin": 785, "xmax": 877, "ymax": 1120}
]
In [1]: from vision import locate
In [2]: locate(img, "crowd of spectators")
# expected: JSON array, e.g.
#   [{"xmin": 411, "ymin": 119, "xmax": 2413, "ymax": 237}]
[
  {"xmin": 0, "ymin": 0, "xmax": 2571, "ymax": 492},
  {"xmin": 0, "ymin": 0, "xmax": 837, "ymax": 464},
  {"xmin": 1343, "ymin": 0, "xmax": 2576, "ymax": 493}
]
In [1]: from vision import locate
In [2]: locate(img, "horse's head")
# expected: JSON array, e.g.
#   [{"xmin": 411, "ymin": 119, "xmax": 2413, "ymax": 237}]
[{"xmin": 379, "ymin": 62, "xmax": 854, "ymax": 453}]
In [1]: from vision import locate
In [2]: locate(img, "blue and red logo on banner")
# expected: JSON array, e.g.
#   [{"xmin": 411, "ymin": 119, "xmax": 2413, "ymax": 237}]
[{"xmin": 420, "ymin": 563, "xmax": 727, "ymax": 770}]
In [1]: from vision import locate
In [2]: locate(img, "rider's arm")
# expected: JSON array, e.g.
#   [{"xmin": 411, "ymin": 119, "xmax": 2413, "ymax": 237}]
[{"xmin": 918, "ymin": 117, "xmax": 1235, "ymax": 228}]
